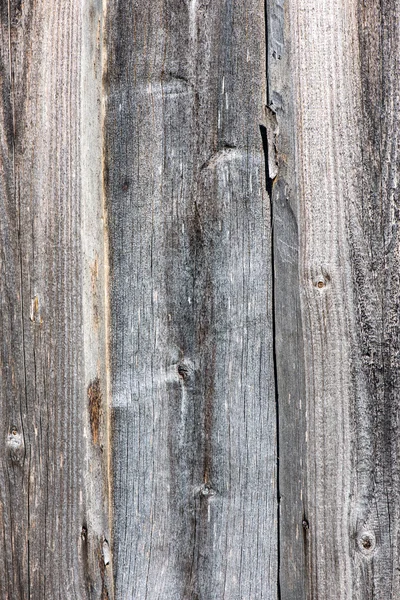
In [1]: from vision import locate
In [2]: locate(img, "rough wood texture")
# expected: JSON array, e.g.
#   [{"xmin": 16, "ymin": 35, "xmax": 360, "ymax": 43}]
[
  {"xmin": 105, "ymin": 1, "xmax": 277, "ymax": 598},
  {"xmin": 0, "ymin": 1, "xmax": 112, "ymax": 598},
  {"xmin": 3, "ymin": 0, "xmax": 400, "ymax": 597},
  {"xmin": 288, "ymin": 0, "xmax": 400, "ymax": 597},
  {"xmin": 266, "ymin": 1, "xmax": 307, "ymax": 598}
]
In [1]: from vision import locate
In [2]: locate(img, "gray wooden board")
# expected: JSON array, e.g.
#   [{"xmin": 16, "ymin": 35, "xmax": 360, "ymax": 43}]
[
  {"xmin": 3, "ymin": 0, "xmax": 400, "ymax": 597},
  {"xmin": 105, "ymin": 0, "xmax": 277, "ymax": 598},
  {"xmin": 289, "ymin": 0, "xmax": 400, "ymax": 597},
  {"xmin": 266, "ymin": 0, "xmax": 307, "ymax": 598},
  {"xmin": 0, "ymin": 1, "xmax": 112, "ymax": 598}
]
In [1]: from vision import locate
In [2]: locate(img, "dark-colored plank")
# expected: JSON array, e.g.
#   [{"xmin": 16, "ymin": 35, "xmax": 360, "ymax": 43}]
[
  {"xmin": 105, "ymin": 1, "xmax": 277, "ymax": 597},
  {"xmin": 350, "ymin": 0, "xmax": 400, "ymax": 596},
  {"xmin": 0, "ymin": 1, "xmax": 112, "ymax": 598}
]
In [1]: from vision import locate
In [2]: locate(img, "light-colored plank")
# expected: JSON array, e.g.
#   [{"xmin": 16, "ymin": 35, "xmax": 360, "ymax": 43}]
[
  {"xmin": 105, "ymin": 1, "xmax": 277, "ymax": 597},
  {"xmin": 0, "ymin": 1, "xmax": 112, "ymax": 597},
  {"xmin": 291, "ymin": 0, "xmax": 361, "ymax": 595},
  {"xmin": 289, "ymin": 0, "xmax": 400, "ymax": 596}
]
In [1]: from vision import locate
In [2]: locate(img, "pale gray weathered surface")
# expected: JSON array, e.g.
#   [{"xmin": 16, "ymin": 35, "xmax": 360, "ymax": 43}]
[
  {"xmin": 2, "ymin": 0, "xmax": 400, "ymax": 598},
  {"xmin": 289, "ymin": 0, "xmax": 400, "ymax": 597},
  {"xmin": 0, "ymin": 1, "xmax": 112, "ymax": 598},
  {"xmin": 105, "ymin": 0, "xmax": 277, "ymax": 598}
]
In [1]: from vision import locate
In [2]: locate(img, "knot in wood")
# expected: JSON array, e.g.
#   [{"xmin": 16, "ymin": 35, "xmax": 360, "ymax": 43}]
[
  {"xmin": 6, "ymin": 427, "xmax": 24, "ymax": 464},
  {"xmin": 357, "ymin": 530, "xmax": 376, "ymax": 556},
  {"xmin": 176, "ymin": 359, "xmax": 194, "ymax": 382},
  {"xmin": 177, "ymin": 364, "xmax": 189, "ymax": 380}
]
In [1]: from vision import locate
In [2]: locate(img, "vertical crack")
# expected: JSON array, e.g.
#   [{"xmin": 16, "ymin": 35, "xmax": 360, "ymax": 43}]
[
  {"xmin": 269, "ymin": 160, "xmax": 281, "ymax": 600},
  {"xmin": 263, "ymin": 1, "xmax": 281, "ymax": 597},
  {"xmin": 101, "ymin": 0, "xmax": 115, "ymax": 594},
  {"xmin": 260, "ymin": 125, "xmax": 281, "ymax": 599},
  {"xmin": 260, "ymin": 104, "xmax": 282, "ymax": 600}
]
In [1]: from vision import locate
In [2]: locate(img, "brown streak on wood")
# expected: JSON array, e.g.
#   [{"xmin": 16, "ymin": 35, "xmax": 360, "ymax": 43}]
[{"xmin": 88, "ymin": 377, "xmax": 102, "ymax": 447}]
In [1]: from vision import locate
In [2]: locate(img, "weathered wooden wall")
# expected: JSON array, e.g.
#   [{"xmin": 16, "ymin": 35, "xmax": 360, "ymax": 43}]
[{"xmin": 1, "ymin": 0, "xmax": 400, "ymax": 598}]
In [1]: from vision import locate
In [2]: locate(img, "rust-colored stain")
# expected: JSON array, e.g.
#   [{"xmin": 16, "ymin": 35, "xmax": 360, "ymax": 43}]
[
  {"xmin": 88, "ymin": 377, "xmax": 102, "ymax": 445},
  {"xmin": 90, "ymin": 256, "xmax": 99, "ymax": 284}
]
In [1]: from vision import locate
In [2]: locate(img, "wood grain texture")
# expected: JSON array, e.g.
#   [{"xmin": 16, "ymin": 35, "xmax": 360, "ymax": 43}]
[
  {"xmin": 0, "ymin": 1, "xmax": 112, "ymax": 598},
  {"xmin": 289, "ymin": 0, "xmax": 400, "ymax": 597},
  {"xmin": 266, "ymin": 1, "xmax": 307, "ymax": 598},
  {"xmin": 3, "ymin": 0, "xmax": 399, "ymax": 597},
  {"xmin": 105, "ymin": 1, "xmax": 277, "ymax": 598},
  {"xmin": 290, "ymin": 0, "xmax": 364, "ymax": 595}
]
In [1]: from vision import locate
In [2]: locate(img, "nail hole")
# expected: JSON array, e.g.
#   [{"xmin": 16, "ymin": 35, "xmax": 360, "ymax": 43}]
[
  {"xmin": 357, "ymin": 531, "xmax": 376, "ymax": 555},
  {"xmin": 311, "ymin": 270, "xmax": 331, "ymax": 290},
  {"xmin": 302, "ymin": 519, "xmax": 309, "ymax": 530},
  {"xmin": 177, "ymin": 364, "xmax": 189, "ymax": 380}
]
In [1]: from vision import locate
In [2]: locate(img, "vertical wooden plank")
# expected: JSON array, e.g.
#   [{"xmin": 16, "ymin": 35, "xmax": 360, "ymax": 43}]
[
  {"xmin": 289, "ymin": 0, "xmax": 363, "ymax": 596},
  {"xmin": 266, "ymin": 0, "xmax": 307, "ymax": 598},
  {"xmin": 0, "ymin": 1, "xmax": 112, "ymax": 598},
  {"xmin": 105, "ymin": 1, "xmax": 277, "ymax": 598},
  {"xmin": 352, "ymin": 0, "xmax": 400, "ymax": 596},
  {"xmin": 288, "ymin": 0, "xmax": 400, "ymax": 596}
]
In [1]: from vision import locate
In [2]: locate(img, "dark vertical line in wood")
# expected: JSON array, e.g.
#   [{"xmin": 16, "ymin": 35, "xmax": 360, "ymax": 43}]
[
  {"xmin": 101, "ymin": 0, "xmax": 115, "ymax": 591},
  {"xmin": 264, "ymin": 9, "xmax": 281, "ymax": 598},
  {"xmin": 261, "ymin": 115, "xmax": 281, "ymax": 600},
  {"xmin": 271, "ymin": 165, "xmax": 281, "ymax": 600},
  {"xmin": 262, "ymin": 38, "xmax": 281, "ymax": 600},
  {"xmin": 266, "ymin": 0, "xmax": 308, "ymax": 598}
]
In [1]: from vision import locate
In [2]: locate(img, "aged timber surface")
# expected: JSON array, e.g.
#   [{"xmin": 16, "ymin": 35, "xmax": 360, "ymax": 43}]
[
  {"xmin": 2, "ymin": 0, "xmax": 400, "ymax": 597},
  {"xmin": 289, "ymin": 0, "xmax": 400, "ymax": 597},
  {"xmin": 105, "ymin": 0, "xmax": 277, "ymax": 598},
  {"xmin": 0, "ymin": 1, "xmax": 112, "ymax": 598},
  {"xmin": 266, "ymin": 0, "xmax": 307, "ymax": 598}
]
